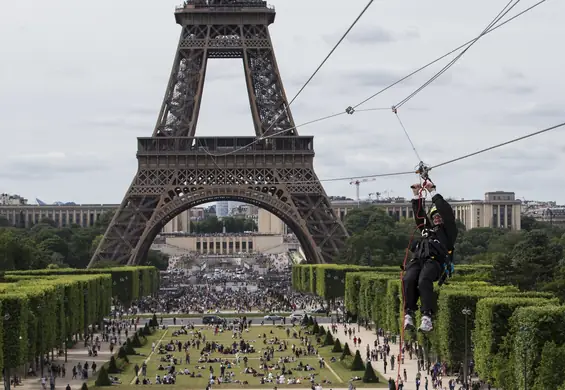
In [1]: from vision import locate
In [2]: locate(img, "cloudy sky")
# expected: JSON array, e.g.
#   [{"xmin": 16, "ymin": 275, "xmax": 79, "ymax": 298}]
[{"xmin": 1, "ymin": 0, "xmax": 564, "ymax": 205}]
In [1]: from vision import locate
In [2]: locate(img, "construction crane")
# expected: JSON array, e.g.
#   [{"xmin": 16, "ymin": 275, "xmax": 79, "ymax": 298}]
[{"xmin": 349, "ymin": 178, "xmax": 377, "ymax": 207}]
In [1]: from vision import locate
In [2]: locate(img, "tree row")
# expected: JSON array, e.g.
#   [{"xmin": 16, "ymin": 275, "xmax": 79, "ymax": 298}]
[{"xmin": 0, "ymin": 266, "xmax": 160, "ymax": 377}]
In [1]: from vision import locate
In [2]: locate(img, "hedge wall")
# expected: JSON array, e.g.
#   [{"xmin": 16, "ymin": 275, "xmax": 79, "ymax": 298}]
[
  {"xmin": 473, "ymin": 296, "xmax": 558, "ymax": 381},
  {"xmin": 314, "ymin": 265, "xmax": 388, "ymax": 300},
  {"xmin": 7, "ymin": 266, "xmax": 159, "ymax": 305},
  {"xmin": 506, "ymin": 306, "xmax": 565, "ymax": 389},
  {"xmin": 0, "ymin": 273, "xmax": 115, "ymax": 374},
  {"xmin": 344, "ymin": 272, "xmax": 364, "ymax": 315}
]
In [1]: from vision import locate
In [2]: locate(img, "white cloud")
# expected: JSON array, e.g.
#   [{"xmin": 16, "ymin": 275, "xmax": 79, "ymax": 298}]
[{"xmin": 0, "ymin": 0, "xmax": 564, "ymax": 205}]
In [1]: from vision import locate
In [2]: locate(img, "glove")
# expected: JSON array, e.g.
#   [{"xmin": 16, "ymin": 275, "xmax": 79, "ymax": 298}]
[{"xmin": 423, "ymin": 181, "xmax": 436, "ymax": 192}]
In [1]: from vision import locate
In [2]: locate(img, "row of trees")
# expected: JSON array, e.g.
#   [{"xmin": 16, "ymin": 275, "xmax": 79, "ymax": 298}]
[
  {"xmin": 0, "ymin": 265, "xmax": 159, "ymax": 378},
  {"xmin": 292, "ymin": 264, "xmax": 565, "ymax": 389},
  {"xmin": 190, "ymin": 216, "xmax": 257, "ymax": 234},
  {"xmin": 0, "ymin": 212, "xmax": 168, "ymax": 271}
]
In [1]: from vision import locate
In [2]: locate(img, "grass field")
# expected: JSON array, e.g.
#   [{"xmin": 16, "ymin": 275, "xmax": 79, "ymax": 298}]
[{"xmin": 96, "ymin": 325, "xmax": 386, "ymax": 389}]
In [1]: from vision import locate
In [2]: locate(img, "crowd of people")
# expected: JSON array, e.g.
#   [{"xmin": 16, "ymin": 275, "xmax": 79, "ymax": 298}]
[{"xmin": 125, "ymin": 269, "xmax": 337, "ymax": 316}]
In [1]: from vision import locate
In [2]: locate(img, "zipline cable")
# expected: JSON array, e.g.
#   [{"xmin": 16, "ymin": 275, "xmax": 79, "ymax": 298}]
[
  {"xmin": 352, "ymin": 0, "xmax": 547, "ymax": 109},
  {"xmin": 234, "ymin": 120, "xmax": 565, "ymax": 186},
  {"xmin": 394, "ymin": 111, "xmax": 423, "ymax": 161},
  {"xmin": 287, "ymin": 0, "xmax": 375, "ymax": 107},
  {"xmin": 430, "ymin": 121, "xmax": 565, "ymax": 170},
  {"xmin": 394, "ymin": 0, "xmax": 522, "ymax": 109}
]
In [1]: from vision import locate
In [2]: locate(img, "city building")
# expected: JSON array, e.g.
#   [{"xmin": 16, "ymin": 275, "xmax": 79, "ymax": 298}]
[
  {"xmin": 0, "ymin": 203, "xmax": 118, "ymax": 228},
  {"xmin": 0, "ymin": 193, "xmax": 28, "ymax": 206},
  {"xmin": 216, "ymin": 201, "xmax": 229, "ymax": 218},
  {"xmin": 0, "ymin": 190, "xmax": 523, "ymax": 231},
  {"xmin": 164, "ymin": 233, "xmax": 299, "ymax": 255}
]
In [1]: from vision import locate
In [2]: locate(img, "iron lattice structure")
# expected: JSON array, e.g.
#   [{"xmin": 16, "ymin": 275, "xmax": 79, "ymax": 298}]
[{"xmin": 88, "ymin": 1, "xmax": 348, "ymax": 266}]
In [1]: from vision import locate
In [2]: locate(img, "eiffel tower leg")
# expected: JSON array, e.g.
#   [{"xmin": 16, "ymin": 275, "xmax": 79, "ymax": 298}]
[
  {"xmin": 278, "ymin": 167, "xmax": 349, "ymax": 263},
  {"xmin": 88, "ymin": 176, "xmax": 160, "ymax": 267},
  {"xmin": 242, "ymin": 24, "xmax": 296, "ymax": 137},
  {"xmin": 153, "ymin": 25, "xmax": 209, "ymax": 137}
]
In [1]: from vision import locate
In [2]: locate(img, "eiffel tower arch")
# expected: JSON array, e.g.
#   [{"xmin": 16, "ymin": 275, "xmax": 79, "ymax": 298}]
[{"xmin": 88, "ymin": 0, "xmax": 348, "ymax": 267}]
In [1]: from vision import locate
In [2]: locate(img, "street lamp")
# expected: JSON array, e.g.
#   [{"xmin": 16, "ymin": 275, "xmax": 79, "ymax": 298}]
[{"xmin": 462, "ymin": 307, "xmax": 472, "ymax": 389}]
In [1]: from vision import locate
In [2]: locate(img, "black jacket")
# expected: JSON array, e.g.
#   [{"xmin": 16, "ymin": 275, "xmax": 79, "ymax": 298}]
[{"xmin": 410, "ymin": 193, "xmax": 458, "ymax": 260}]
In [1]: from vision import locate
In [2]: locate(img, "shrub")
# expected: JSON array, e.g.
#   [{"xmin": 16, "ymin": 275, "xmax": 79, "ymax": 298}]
[
  {"xmin": 332, "ymin": 338, "xmax": 343, "ymax": 353},
  {"xmin": 124, "ymin": 338, "xmax": 136, "ymax": 355},
  {"xmin": 95, "ymin": 366, "xmax": 112, "ymax": 386},
  {"xmin": 363, "ymin": 361, "xmax": 379, "ymax": 383},
  {"xmin": 117, "ymin": 346, "xmax": 129, "ymax": 362},
  {"xmin": 132, "ymin": 332, "xmax": 143, "ymax": 348},
  {"xmin": 319, "ymin": 325, "xmax": 326, "ymax": 336},
  {"xmin": 341, "ymin": 342, "xmax": 352, "ymax": 358},
  {"xmin": 107, "ymin": 356, "xmax": 120, "ymax": 374},
  {"xmin": 150, "ymin": 313, "xmax": 158, "ymax": 327},
  {"xmin": 323, "ymin": 331, "xmax": 334, "ymax": 346},
  {"xmin": 350, "ymin": 350, "xmax": 364, "ymax": 371},
  {"xmin": 312, "ymin": 322, "xmax": 319, "ymax": 335}
]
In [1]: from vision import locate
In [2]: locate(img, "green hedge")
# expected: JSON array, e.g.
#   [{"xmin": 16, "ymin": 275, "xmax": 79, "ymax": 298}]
[
  {"xmin": 0, "ymin": 273, "xmax": 114, "ymax": 374},
  {"xmin": 503, "ymin": 305, "xmax": 565, "ymax": 390},
  {"xmin": 436, "ymin": 285, "xmax": 519, "ymax": 367},
  {"xmin": 473, "ymin": 296, "xmax": 558, "ymax": 381},
  {"xmin": 344, "ymin": 272, "xmax": 364, "ymax": 315},
  {"xmin": 314, "ymin": 265, "xmax": 388, "ymax": 300},
  {"xmin": 7, "ymin": 266, "xmax": 159, "ymax": 305}
]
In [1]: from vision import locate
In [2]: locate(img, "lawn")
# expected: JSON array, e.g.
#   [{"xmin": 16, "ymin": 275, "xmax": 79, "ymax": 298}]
[{"xmin": 95, "ymin": 325, "xmax": 386, "ymax": 389}]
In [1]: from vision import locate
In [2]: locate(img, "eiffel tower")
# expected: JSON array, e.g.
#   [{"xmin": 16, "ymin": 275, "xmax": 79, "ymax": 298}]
[{"xmin": 88, "ymin": 0, "xmax": 348, "ymax": 267}]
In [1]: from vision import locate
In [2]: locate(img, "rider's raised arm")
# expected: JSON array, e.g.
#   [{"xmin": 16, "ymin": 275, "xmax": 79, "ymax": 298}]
[
  {"xmin": 431, "ymin": 192, "xmax": 458, "ymax": 248},
  {"xmin": 411, "ymin": 184, "xmax": 429, "ymax": 231}
]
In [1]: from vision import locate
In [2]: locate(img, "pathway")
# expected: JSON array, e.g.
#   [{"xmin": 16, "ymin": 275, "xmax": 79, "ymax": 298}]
[{"xmin": 329, "ymin": 323, "xmax": 459, "ymax": 389}]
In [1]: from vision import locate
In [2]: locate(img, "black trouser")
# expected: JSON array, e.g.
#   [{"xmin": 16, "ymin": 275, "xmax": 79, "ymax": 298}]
[{"xmin": 403, "ymin": 257, "xmax": 441, "ymax": 315}]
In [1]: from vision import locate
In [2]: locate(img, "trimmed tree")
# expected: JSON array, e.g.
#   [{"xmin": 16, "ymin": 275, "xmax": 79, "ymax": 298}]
[
  {"xmin": 324, "ymin": 330, "xmax": 334, "ymax": 346},
  {"xmin": 107, "ymin": 356, "xmax": 120, "ymax": 374},
  {"xmin": 332, "ymin": 338, "xmax": 343, "ymax": 352},
  {"xmin": 350, "ymin": 350, "xmax": 365, "ymax": 371},
  {"xmin": 132, "ymin": 332, "xmax": 143, "ymax": 348},
  {"xmin": 341, "ymin": 342, "xmax": 352, "ymax": 359},
  {"xmin": 95, "ymin": 366, "xmax": 112, "ymax": 386},
  {"xmin": 308, "ymin": 316, "xmax": 315, "ymax": 326},
  {"xmin": 363, "ymin": 361, "xmax": 379, "ymax": 383},
  {"xmin": 117, "ymin": 346, "xmax": 130, "ymax": 362},
  {"xmin": 319, "ymin": 325, "xmax": 326, "ymax": 336},
  {"xmin": 150, "ymin": 313, "xmax": 158, "ymax": 327},
  {"xmin": 312, "ymin": 321, "xmax": 320, "ymax": 335}
]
